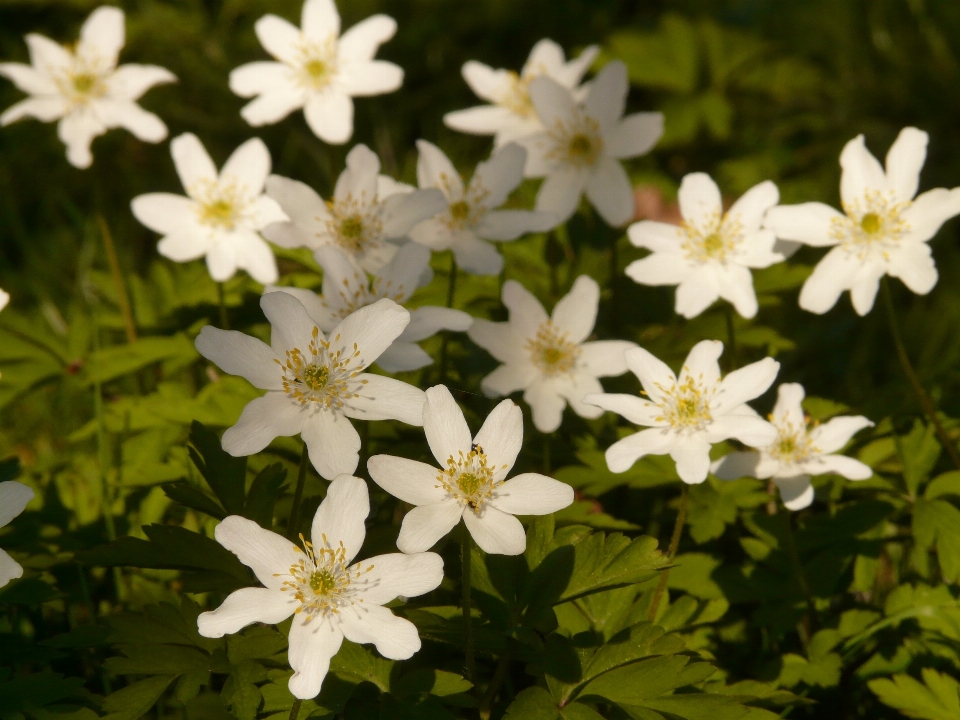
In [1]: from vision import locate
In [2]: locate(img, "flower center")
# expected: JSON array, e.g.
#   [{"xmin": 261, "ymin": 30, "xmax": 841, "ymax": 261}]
[
  {"xmin": 526, "ymin": 321, "xmax": 580, "ymax": 377},
  {"xmin": 680, "ymin": 214, "xmax": 742, "ymax": 264},
  {"xmin": 309, "ymin": 567, "xmax": 337, "ymax": 595},
  {"xmin": 833, "ymin": 190, "xmax": 911, "ymax": 260},
  {"xmin": 296, "ymin": 38, "xmax": 338, "ymax": 90},
  {"xmin": 278, "ymin": 326, "xmax": 367, "ymax": 409},
  {"xmin": 72, "ymin": 73, "xmax": 98, "ymax": 95},
  {"xmin": 768, "ymin": 419, "xmax": 818, "ymax": 465},
  {"xmin": 341, "ymin": 215, "xmax": 364, "ymax": 240},
  {"xmin": 548, "ymin": 117, "xmax": 604, "ymax": 168},
  {"xmin": 860, "ymin": 212, "xmax": 881, "ymax": 234},
  {"xmin": 655, "ymin": 375, "xmax": 715, "ymax": 432},
  {"xmin": 200, "ymin": 199, "xmax": 237, "ymax": 230},
  {"xmin": 501, "ymin": 70, "xmax": 535, "ymax": 118},
  {"xmin": 279, "ymin": 533, "xmax": 373, "ymax": 621},
  {"xmin": 437, "ymin": 445, "xmax": 506, "ymax": 514},
  {"xmin": 324, "ymin": 197, "xmax": 385, "ymax": 259},
  {"xmin": 449, "ymin": 200, "xmax": 471, "ymax": 222}
]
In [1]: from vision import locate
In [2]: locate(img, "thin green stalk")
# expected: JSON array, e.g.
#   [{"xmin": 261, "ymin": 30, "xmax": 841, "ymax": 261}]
[
  {"xmin": 647, "ymin": 485, "xmax": 689, "ymax": 622},
  {"xmin": 96, "ymin": 215, "xmax": 137, "ymax": 344},
  {"xmin": 780, "ymin": 507, "xmax": 819, "ymax": 631},
  {"xmin": 438, "ymin": 255, "xmax": 458, "ymax": 383},
  {"xmin": 880, "ymin": 277, "xmax": 960, "ymax": 470},
  {"xmin": 461, "ymin": 525, "xmax": 475, "ymax": 681},
  {"xmin": 288, "ymin": 699, "xmax": 302, "ymax": 720},
  {"xmin": 287, "ymin": 443, "xmax": 310, "ymax": 541},
  {"xmin": 479, "ymin": 649, "xmax": 513, "ymax": 719},
  {"xmin": 217, "ymin": 282, "xmax": 230, "ymax": 330}
]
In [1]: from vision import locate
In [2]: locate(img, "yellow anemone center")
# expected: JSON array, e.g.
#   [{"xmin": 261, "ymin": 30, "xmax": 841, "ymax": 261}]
[
  {"xmin": 860, "ymin": 212, "xmax": 881, "ymax": 234},
  {"xmin": 341, "ymin": 216, "xmax": 364, "ymax": 239},
  {"xmin": 449, "ymin": 200, "xmax": 471, "ymax": 222},
  {"xmin": 702, "ymin": 232, "xmax": 725, "ymax": 256},
  {"xmin": 302, "ymin": 364, "xmax": 329, "ymax": 391},
  {"xmin": 305, "ymin": 59, "xmax": 328, "ymax": 80},
  {"xmin": 72, "ymin": 73, "xmax": 97, "ymax": 94},
  {"xmin": 200, "ymin": 199, "xmax": 236, "ymax": 229},
  {"xmin": 457, "ymin": 472, "xmax": 483, "ymax": 496},
  {"xmin": 309, "ymin": 568, "xmax": 337, "ymax": 596},
  {"xmin": 569, "ymin": 134, "xmax": 593, "ymax": 157}
]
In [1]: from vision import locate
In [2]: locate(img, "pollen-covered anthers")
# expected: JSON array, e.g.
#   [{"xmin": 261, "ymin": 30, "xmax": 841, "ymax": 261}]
[
  {"xmin": 768, "ymin": 416, "xmax": 818, "ymax": 464},
  {"xmin": 278, "ymin": 533, "xmax": 373, "ymax": 622},
  {"xmin": 294, "ymin": 36, "xmax": 339, "ymax": 91},
  {"xmin": 833, "ymin": 190, "xmax": 911, "ymax": 260},
  {"xmin": 193, "ymin": 180, "xmax": 251, "ymax": 232},
  {"xmin": 500, "ymin": 70, "xmax": 536, "ymax": 118},
  {"xmin": 53, "ymin": 49, "xmax": 110, "ymax": 107},
  {"xmin": 655, "ymin": 374, "xmax": 715, "ymax": 432},
  {"xmin": 681, "ymin": 213, "xmax": 743, "ymax": 264},
  {"xmin": 436, "ymin": 445, "xmax": 506, "ymax": 514},
  {"xmin": 324, "ymin": 273, "xmax": 407, "ymax": 322},
  {"xmin": 277, "ymin": 326, "xmax": 367, "ymax": 408},
  {"xmin": 546, "ymin": 116, "xmax": 604, "ymax": 168},
  {"xmin": 526, "ymin": 321, "xmax": 580, "ymax": 377},
  {"xmin": 323, "ymin": 194, "xmax": 385, "ymax": 257},
  {"xmin": 442, "ymin": 182, "xmax": 491, "ymax": 232}
]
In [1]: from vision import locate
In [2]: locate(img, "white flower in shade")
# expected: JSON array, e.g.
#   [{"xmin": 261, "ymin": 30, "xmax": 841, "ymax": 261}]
[
  {"xmin": 266, "ymin": 243, "xmax": 472, "ymax": 372},
  {"xmin": 515, "ymin": 61, "xmax": 663, "ymax": 227},
  {"xmin": 0, "ymin": 6, "xmax": 175, "ymax": 168},
  {"xmin": 583, "ymin": 340, "xmax": 779, "ymax": 484},
  {"xmin": 626, "ymin": 173, "xmax": 784, "ymax": 319},
  {"xmin": 264, "ymin": 144, "xmax": 446, "ymax": 273},
  {"xmin": 443, "ymin": 39, "xmax": 599, "ymax": 148},
  {"xmin": 712, "ymin": 383, "xmax": 873, "ymax": 510},
  {"xmin": 229, "ymin": 0, "xmax": 402, "ymax": 144},
  {"xmin": 131, "ymin": 134, "xmax": 286, "ymax": 284},
  {"xmin": 0, "ymin": 481, "xmax": 34, "ymax": 587},
  {"xmin": 368, "ymin": 385, "xmax": 574, "ymax": 556},
  {"xmin": 198, "ymin": 475, "xmax": 443, "ymax": 700},
  {"xmin": 468, "ymin": 276, "xmax": 636, "ymax": 433},
  {"xmin": 765, "ymin": 127, "xmax": 960, "ymax": 316},
  {"xmin": 408, "ymin": 141, "xmax": 556, "ymax": 275},
  {"xmin": 195, "ymin": 292, "xmax": 425, "ymax": 480},
  {"xmin": 0, "ymin": 288, "xmax": 8, "ymax": 312}
]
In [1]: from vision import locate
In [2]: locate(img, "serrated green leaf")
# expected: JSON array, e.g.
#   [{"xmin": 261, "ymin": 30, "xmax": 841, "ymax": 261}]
[
  {"xmin": 579, "ymin": 655, "xmax": 716, "ymax": 705},
  {"xmin": 101, "ymin": 675, "xmax": 177, "ymax": 720},
  {"xmin": 189, "ymin": 421, "xmax": 247, "ymax": 515},
  {"xmin": 869, "ymin": 669, "xmax": 960, "ymax": 720}
]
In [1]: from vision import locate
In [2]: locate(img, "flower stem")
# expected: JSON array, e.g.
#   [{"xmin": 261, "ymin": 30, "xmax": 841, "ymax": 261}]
[
  {"xmin": 646, "ymin": 484, "xmax": 688, "ymax": 622},
  {"xmin": 288, "ymin": 699, "xmax": 302, "ymax": 720},
  {"xmin": 287, "ymin": 442, "xmax": 310, "ymax": 541},
  {"xmin": 461, "ymin": 524, "xmax": 475, "ymax": 681},
  {"xmin": 438, "ymin": 255, "xmax": 458, "ymax": 383},
  {"xmin": 479, "ymin": 649, "xmax": 513, "ymax": 719},
  {"xmin": 880, "ymin": 277, "xmax": 960, "ymax": 470},
  {"xmin": 96, "ymin": 214, "xmax": 137, "ymax": 345},
  {"xmin": 780, "ymin": 506, "xmax": 819, "ymax": 631},
  {"xmin": 217, "ymin": 282, "xmax": 230, "ymax": 330}
]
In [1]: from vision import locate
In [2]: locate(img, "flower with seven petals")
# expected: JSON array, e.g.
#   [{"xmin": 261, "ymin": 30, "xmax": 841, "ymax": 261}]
[
  {"xmin": 368, "ymin": 385, "xmax": 574, "ymax": 556},
  {"xmin": 197, "ymin": 475, "xmax": 443, "ymax": 699},
  {"xmin": 266, "ymin": 243, "xmax": 472, "ymax": 372},
  {"xmin": 0, "ymin": 481, "xmax": 35, "ymax": 588},
  {"xmin": 764, "ymin": 127, "xmax": 960, "ymax": 316},
  {"xmin": 443, "ymin": 39, "xmax": 598, "ymax": 148},
  {"xmin": 0, "ymin": 6, "xmax": 176, "ymax": 168},
  {"xmin": 132, "ymin": 133, "xmax": 287, "ymax": 284},
  {"xmin": 468, "ymin": 276, "xmax": 637, "ymax": 433},
  {"xmin": 264, "ymin": 144, "xmax": 445, "ymax": 273},
  {"xmin": 195, "ymin": 292, "xmax": 425, "ymax": 480},
  {"xmin": 229, "ymin": 0, "xmax": 402, "ymax": 144},
  {"xmin": 626, "ymin": 173, "xmax": 784, "ymax": 319},
  {"xmin": 409, "ymin": 141, "xmax": 556, "ymax": 275},
  {"xmin": 712, "ymin": 383, "xmax": 873, "ymax": 510},
  {"xmin": 583, "ymin": 340, "xmax": 779, "ymax": 485},
  {"xmin": 515, "ymin": 61, "xmax": 663, "ymax": 227}
]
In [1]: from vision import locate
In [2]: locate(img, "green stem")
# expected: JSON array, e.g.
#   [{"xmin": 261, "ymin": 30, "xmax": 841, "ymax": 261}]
[
  {"xmin": 287, "ymin": 443, "xmax": 310, "ymax": 541},
  {"xmin": 479, "ymin": 649, "xmax": 512, "ymax": 719},
  {"xmin": 96, "ymin": 215, "xmax": 137, "ymax": 344},
  {"xmin": 780, "ymin": 506, "xmax": 819, "ymax": 631},
  {"xmin": 288, "ymin": 699, "xmax": 302, "ymax": 720},
  {"xmin": 647, "ymin": 485, "xmax": 688, "ymax": 622},
  {"xmin": 461, "ymin": 525, "xmax": 475, "ymax": 681},
  {"xmin": 880, "ymin": 277, "xmax": 960, "ymax": 470},
  {"xmin": 438, "ymin": 255, "xmax": 458, "ymax": 383},
  {"xmin": 218, "ymin": 282, "xmax": 230, "ymax": 330}
]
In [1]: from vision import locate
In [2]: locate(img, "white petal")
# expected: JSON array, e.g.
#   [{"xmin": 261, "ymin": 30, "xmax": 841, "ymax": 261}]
[
  {"xmin": 423, "ymin": 385, "xmax": 471, "ymax": 464},
  {"xmin": 255, "ymin": 15, "xmax": 302, "ymax": 64},
  {"xmin": 772, "ymin": 383, "xmax": 806, "ymax": 429},
  {"xmin": 58, "ymin": 110, "xmax": 105, "ymax": 169},
  {"xmin": 95, "ymin": 99, "xmax": 167, "ymax": 142},
  {"xmin": 264, "ymin": 287, "xmax": 334, "ymax": 331},
  {"xmin": 463, "ymin": 505, "xmax": 526, "ymax": 555},
  {"xmin": 798, "ymin": 246, "xmax": 862, "ymax": 314},
  {"xmin": 381, "ymin": 188, "xmax": 447, "ymax": 238},
  {"xmin": 675, "ymin": 270, "xmax": 721, "ymax": 319},
  {"xmin": 480, "ymin": 363, "xmax": 537, "ymax": 397},
  {"xmin": 606, "ymin": 427, "xmax": 676, "ymax": 473},
  {"xmin": 195, "ymin": 325, "xmax": 282, "ymax": 390},
  {"xmin": 24, "ymin": 34, "xmax": 71, "ymax": 74},
  {"xmin": 376, "ymin": 343, "xmax": 433, "ymax": 372},
  {"xmin": 536, "ymin": 168, "xmax": 587, "ymax": 225},
  {"xmin": 605, "ymin": 112, "xmax": 663, "ymax": 159},
  {"xmin": 473, "ymin": 399, "xmax": 524, "ymax": 478},
  {"xmin": 557, "ymin": 44, "xmax": 600, "ymax": 87},
  {"xmin": 261, "ymin": 290, "xmax": 318, "ymax": 355},
  {"xmin": 1, "ymin": 96, "xmax": 66, "ymax": 125},
  {"xmin": 474, "ymin": 209, "xmax": 556, "ymax": 240},
  {"xmin": 156, "ymin": 231, "xmax": 209, "ymax": 266},
  {"xmin": 416, "ymin": 139, "xmax": 461, "ymax": 195},
  {"xmin": 809, "ymin": 415, "xmax": 873, "ymax": 454},
  {"xmin": 885, "ymin": 127, "xmax": 928, "ymax": 202},
  {"xmin": 579, "ymin": 340, "xmax": 636, "ymax": 377},
  {"xmin": 558, "ymin": 373, "xmax": 605, "ymax": 420},
  {"xmin": 888, "ymin": 242, "xmax": 937, "ymax": 297},
  {"xmin": 523, "ymin": 380, "xmax": 566, "ymax": 433},
  {"xmin": 213, "ymin": 515, "xmax": 301, "ymax": 590},
  {"xmin": 106, "ymin": 64, "xmax": 176, "ymax": 100},
  {"xmin": 584, "ymin": 61, "xmax": 628, "ymax": 131},
  {"xmin": 849, "ymin": 263, "xmax": 885, "ymax": 316},
  {"xmin": 397, "ymin": 500, "xmax": 463, "ymax": 553},
  {"xmin": 80, "ymin": 6, "xmax": 125, "ymax": 66},
  {"xmin": 503, "ymin": 280, "xmax": 549, "ymax": 341},
  {"xmin": 131, "ymin": 193, "xmax": 197, "ymax": 235},
  {"xmin": 801, "ymin": 455, "xmax": 872, "ymax": 480},
  {"xmin": 469, "ymin": 319, "xmax": 525, "ymax": 365},
  {"xmin": 329, "ymin": 298, "xmax": 410, "ymax": 369},
  {"xmin": 716, "ymin": 264, "xmax": 759, "ymax": 319},
  {"xmin": 841, "ymin": 134, "xmax": 890, "ymax": 209},
  {"xmin": 240, "ymin": 85, "xmax": 305, "ymax": 126},
  {"xmin": 206, "ymin": 240, "xmax": 238, "ymax": 282},
  {"xmin": 233, "ymin": 232, "xmax": 279, "ymax": 284},
  {"xmin": 0, "ymin": 481, "xmax": 34, "ymax": 528},
  {"xmin": 344, "ymin": 374, "xmax": 425, "ymax": 425},
  {"xmin": 680, "ymin": 339, "xmax": 723, "ymax": 389},
  {"xmin": 627, "ymin": 221, "xmax": 684, "ymax": 253},
  {"xmin": 586, "ymin": 156, "xmax": 634, "ymax": 227},
  {"xmin": 197, "ymin": 587, "xmax": 295, "ymax": 638},
  {"xmin": 288, "ymin": 616, "xmax": 343, "ymax": 700},
  {"xmin": 0, "ymin": 288, "xmax": 8, "ymax": 312},
  {"xmin": 250, "ymin": 195, "xmax": 289, "ymax": 229},
  {"xmin": 775, "ymin": 476, "xmax": 815, "ymax": 511},
  {"xmin": 338, "ymin": 15, "xmax": 396, "ymax": 63},
  {"xmin": 302, "ymin": 0, "xmax": 340, "ymax": 39},
  {"xmin": 222, "ymin": 392, "xmax": 306, "ymax": 456},
  {"xmin": 265, "ymin": 174, "xmax": 329, "ymax": 230},
  {"xmin": 624, "ymin": 346, "xmax": 676, "ymax": 405},
  {"xmin": 376, "ymin": 242, "xmax": 429, "ymax": 300},
  {"xmin": 171, "ymin": 133, "xmax": 218, "ymax": 190},
  {"xmin": 230, "ymin": 62, "xmax": 294, "ymax": 98},
  {"xmin": 339, "ymin": 60, "xmax": 403, "ymax": 97},
  {"xmin": 713, "ymin": 357, "xmax": 779, "ymax": 415},
  {"xmin": 368, "ymin": 456, "xmax": 447, "ymax": 506},
  {"xmin": 528, "ymin": 75, "xmax": 577, "ymax": 130},
  {"xmin": 356, "ymin": 552, "xmax": 444, "ymax": 605},
  {"xmin": 304, "ymin": 91, "xmax": 353, "ymax": 144},
  {"xmin": 312, "ymin": 475, "xmax": 368, "ymax": 564},
  {"xmin": 491, "ymin": 473, "xmax": 573, "ymax": 515},
  {"xmin": 625, "ymin": 253, "xmax": 692, "ymax": 287},
  {"xmin": 472, "ymin": 142, "xmax": 526, "ymax": 208},
  {"xmin": 0, "ymin": 62, "xmax": 56, "ymax": 95},
  {"xmin": 338, "ymin": 603, "xmax": 421, "ymax": 659},
  {"xmin": 763, "ymin": 203, "xmax": 844, "ymax": 247},
  {"xmin": 221, "ymin": 137, "xmax": 271, "ymax": 195},
  {"xmin": 727, "ymin": 181, "xmax": 779, "ymax": 232},
  {"xmin": 452, "ymin": 235, "xmax": 504, "ymax": 275},
  {"xmin": 0, "ymin": 548, "xmax": 24, "ymax": 588},
  {"xmin": 400, "ymin": 307, "xmax": 473, "ymax": 343},
  {"xmin": 551, "ymin": 275, "xmax": 598, "ymax": 343},
  {"xmin": 901, "ymin": 188, "xmax": 960, "ymax": 243},
  {"xmin": 444, "ymin": 105, "xmax": 520, "ymax": 136},
  {"xmin": 711, "ymin": 451, "xmax": 762, "ymax": 480},
  {"xmin": 462, "ymin": 61, "xmax": 510, "ymax": 101},
  {"xmin": 706, "ymin": 414, "xmax": 777, "ymax": 448},
  {"xmin": 582, "ymin": 393, "xmax": 660, "ymax": 426},
  {"xmin": 302, "ymin": 411, "xmax": 360, "ymax": 480},
  {"xmin": 670, "ymin": 436, "xmax": 713, "ymax": 484},
  {"xmin": 678, "ymin": 173, "xmax": 722, "ymax": 231}
]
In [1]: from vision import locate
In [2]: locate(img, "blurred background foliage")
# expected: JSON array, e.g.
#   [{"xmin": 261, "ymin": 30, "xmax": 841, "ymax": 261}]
[{"xmin": 2, "ymin": 0, "xmax": 960, "ymax": 719}]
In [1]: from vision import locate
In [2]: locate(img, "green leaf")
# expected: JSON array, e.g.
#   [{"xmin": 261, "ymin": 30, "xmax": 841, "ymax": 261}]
[
  {"xmin": 161, "ymin": 480, "xmax": 227, "ymax": 520},
  {"xmin": 102, "ymin": 675, "xmax": 177, "ymax": 720},
  {"xmin": 579, "ymin": 655, "xmax": 717, "ymax": 705},
  {"xmin": 504, "ymin": 687, "xmax": 562, "ymax": 720},
  {"xmin": 83, "ymin": 334, "xmax": 197, "ymax": 385},
  {"xmin": 913, "ymin": 498, "xmax": 960, "ymax": 582},
  {"xmin": 189, "ymin": 420, "xmax": 247, "ymax": 516},
  {"xmin": 104, "ymin": 644, "xmax": 210, "ymax": 675},
  {"xmin": 0, "ymin": 672, "xmax": 87, "ymax": 716},
  {"xmin": 869, "ymin": 669, "xmax": 960, "ymax": 720},
  {"xmin": 330, "ymin": 642, "xmax": 393, "ymax": 693},
  {"xmin": 606, "ymin": 16, "xmax": 699, "ymax": 93},
  {"xmin": 243, "ymin": 462, "xmax": 287, "ymax": 527}
]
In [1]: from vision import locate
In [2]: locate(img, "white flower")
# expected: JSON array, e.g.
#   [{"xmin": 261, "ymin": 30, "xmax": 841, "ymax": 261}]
[
  {"xmin": 408, "ymin": 141, "xmax": 556, "ymax": 275},
  {"xmin": 626, "ymin": 173, "xmax": 783, "ymax": 319},
  {"xmin": 443, "ymin": 39, "xmax": 598, "ymax": 148},
  {"xmin": 468, "ymin": 275, "xmax": 636, "ymax": 433},
  {"xmin": 583, "ymin": 340, "xmax": 779, "ymax": 484},
  {"xmin": 229, "ymin": 0, "xmax": 402, "ymax": 144},
  {"xmin": 264, "ymin": 144, "xmax": 445, "ymax": 273},
  {"xmin": 198, "ymin": 475, "xmax": 443, "ymax": 699},
  {"xmin": 0, "ymin": 481, "xmax": 35, "ymax": 588},
  {"xmin": 712, "ymin": 384, "xmax": 873, "ymax": 510},
  {"xmin": 515, "ymin": 61, "xmax": 663, "ymax": 227},
  {"xmin": 0, "ymin": 6, "xmax": 175, "ymax": 168},
  {"xmin": 195, "ymin": 292, "xmax": 425, "ymax": 480},
  {"xmin": 131, "ymin": 134, "xmax": 286, "ymax": 284},
  {"xmin": 764, "ymin": 127, "xmax": 960, "ymax": 316},
  {"xmin": 266, "ymin": 243, "xmax": 472, "ymax": 372},
  {"xmin": 368, "ymin": 385, "xmax": 574, "ymax": 555},
  {"xmin": 0, "ymin": 288, "xmax": 8, "ymax": 312}
]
